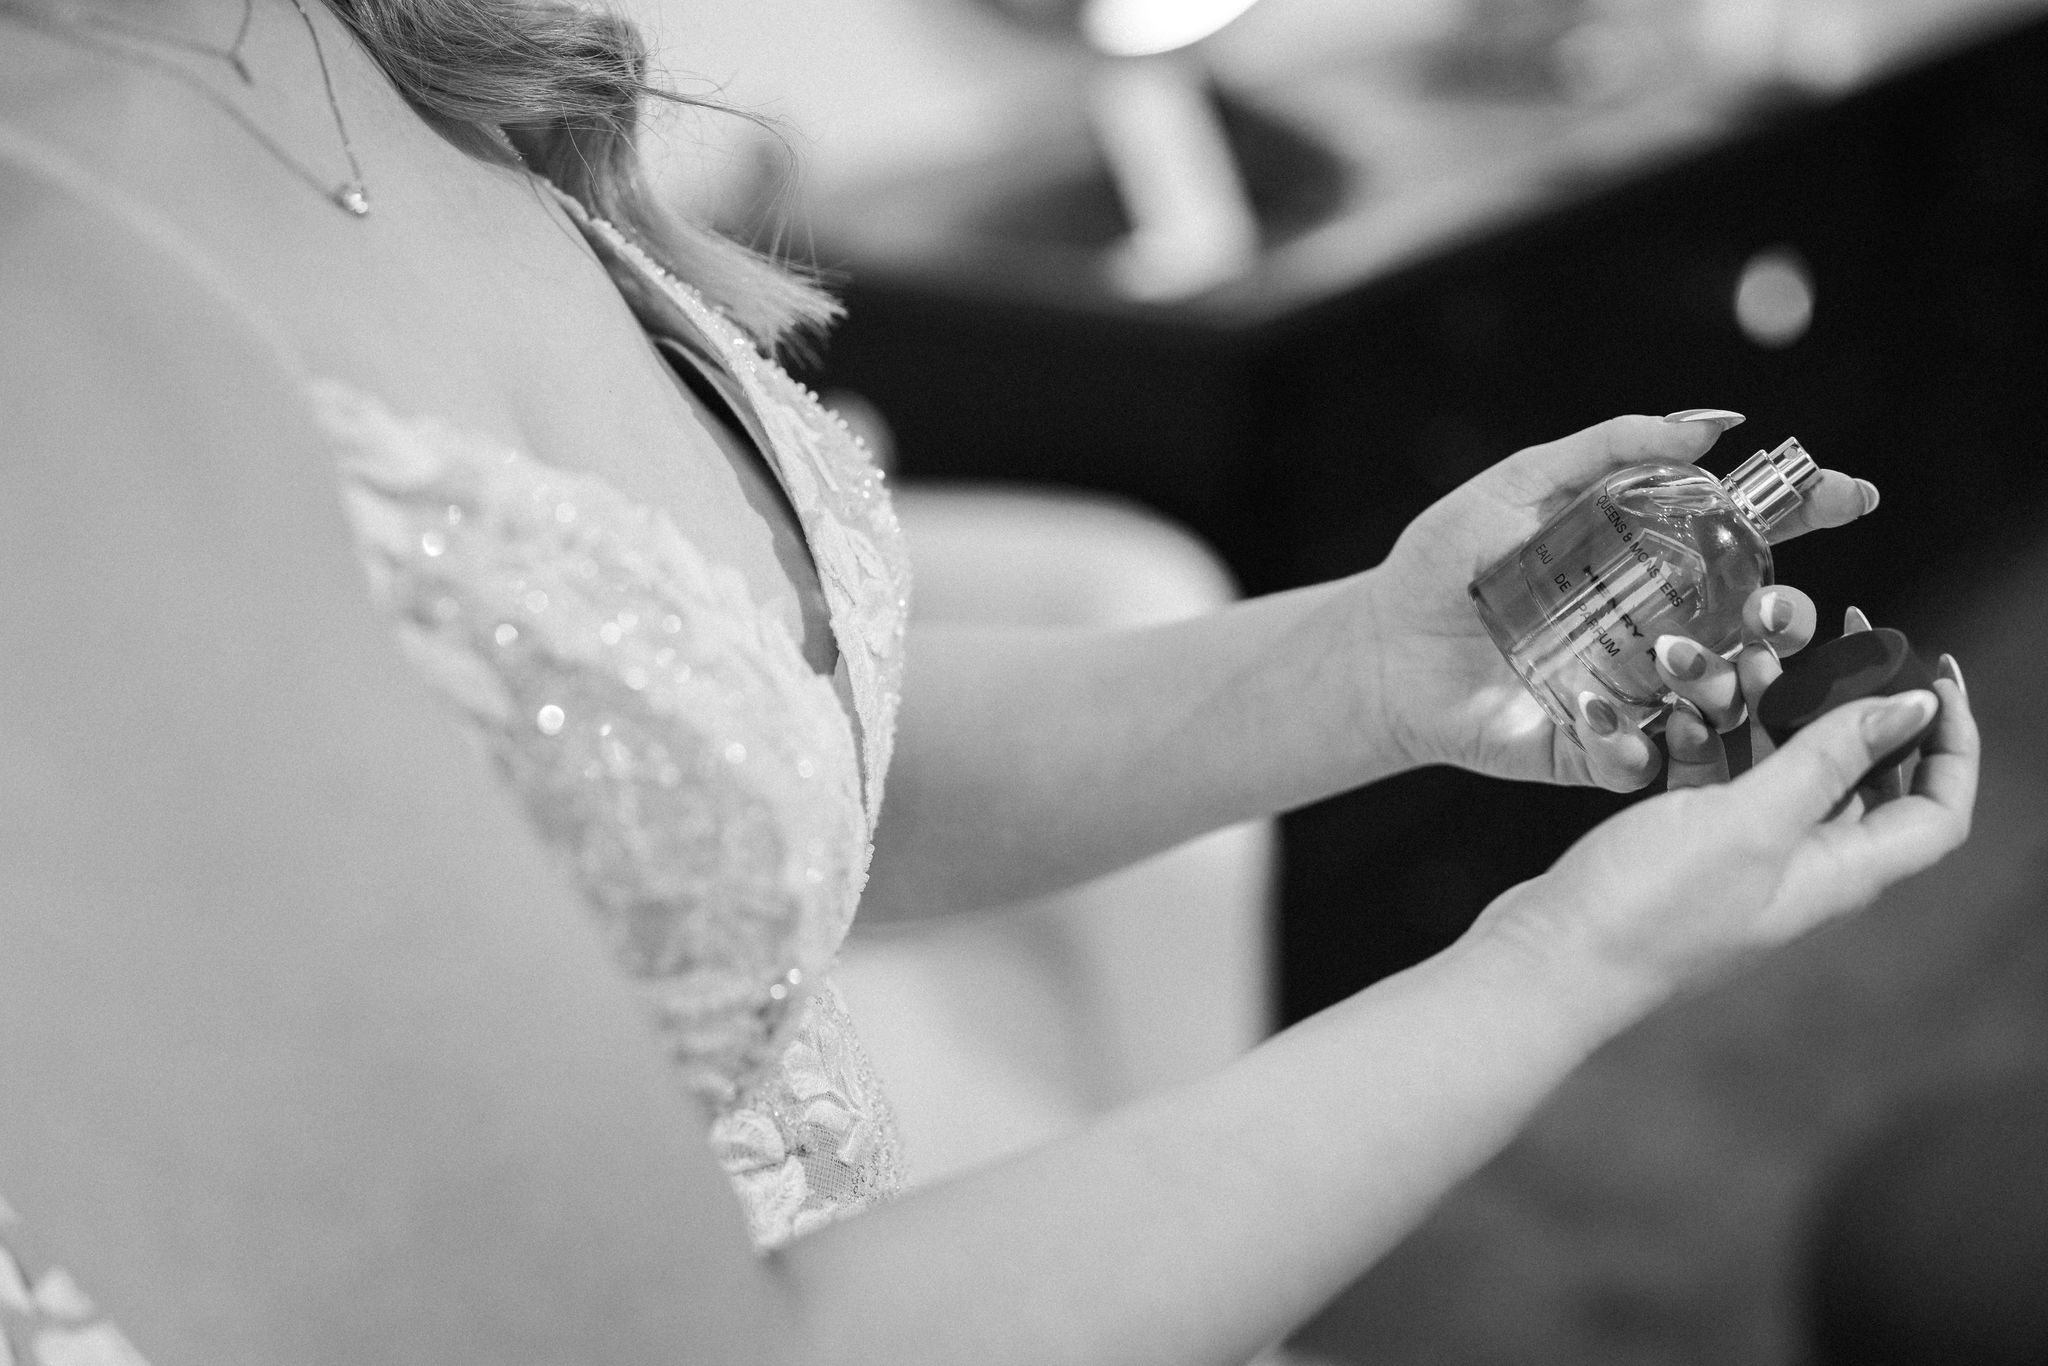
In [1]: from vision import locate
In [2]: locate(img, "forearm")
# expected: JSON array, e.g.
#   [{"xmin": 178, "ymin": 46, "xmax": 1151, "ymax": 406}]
[
  {"xmin": 867, "ymin": 569, "xmax": 1413, "ymax": 912},
  {"xmin": 782, "ymin": 925, "xmax": 1652, "ymax": 1366}
]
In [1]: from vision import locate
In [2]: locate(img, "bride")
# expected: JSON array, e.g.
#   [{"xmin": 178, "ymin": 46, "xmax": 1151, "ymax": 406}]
[{"xmin": 0, "ymin": 0, "xmax": 1975, "ymax": 1361}]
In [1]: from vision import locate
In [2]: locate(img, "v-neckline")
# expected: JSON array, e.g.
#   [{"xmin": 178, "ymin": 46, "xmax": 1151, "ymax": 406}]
[
  {"xmin": 316, "ymin": 373, "xmax": 876, "ymax": 817},
  {"xmin": 651, "ymin": 333, "xmax": 840, "ymax": 683},
  {"xmin": 634, "ymin": 298, "xmax": 872, "ymax": 811},
  {"xmin": 543, "ymin": 188, "xmax": 897, "ymax": 824}
]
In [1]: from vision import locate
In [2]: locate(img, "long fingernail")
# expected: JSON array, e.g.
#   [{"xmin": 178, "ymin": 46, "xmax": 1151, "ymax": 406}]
[
  {"xmin": 1667, "ymin": 701, "xmax": 1714, "ymax": 761},
  {"xmin": 1655, "ymin": 634, "xmax": 1707, "ymax": 681},
  {"xmin": 1662, "ymin": 409, "xmax": 1746, "ymax": 431},
  {"xmin": 1938, "ymin": 652, "xmax": 1967, "ymax": 699},
  {"xmin": 1844, "ymin": 605, "xmax": 1872, "ymax": 633},
  {"xmin": 1579, "ymin": 690, "xmax": 1620, "ymax": 737},
  {"xmin": 1855, "ymin": 479, "xmax": 1881, "ymax": 515},
  {"xmin": 1863, "ymin": 691, "xmax": 1937, "ymax": 749},
  {"xmin": 1757, "ymin": 590, "xmax": 1793, "ymax": 633}
]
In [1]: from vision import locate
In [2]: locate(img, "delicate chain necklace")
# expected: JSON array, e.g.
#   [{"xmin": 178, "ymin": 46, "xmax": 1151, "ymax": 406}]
[
  {"xmin": 37, "ymin": 0, "xmax": 257, "ymax": 81},
  {"xmin": 0, "ymin": 0, "xmax": 371, "ymax": 216}
]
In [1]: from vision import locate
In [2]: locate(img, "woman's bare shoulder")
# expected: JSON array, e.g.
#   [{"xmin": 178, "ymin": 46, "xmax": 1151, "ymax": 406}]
[
  {"xmin": 0, "ymin": 18, "xmax": 126, "ymax": 112},
  {"xmin": 0, "ymin": 22, "xmax": 153, "ymax": 202},
  {"xmin": 0, "ymin": 120, "xmax": 305, "ymax": 469}
]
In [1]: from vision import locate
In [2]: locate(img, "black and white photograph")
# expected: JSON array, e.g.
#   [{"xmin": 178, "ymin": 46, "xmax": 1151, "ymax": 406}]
[{"xmin": 1, "ymin": 0, "xmax": 2040, "ymax": 1360}]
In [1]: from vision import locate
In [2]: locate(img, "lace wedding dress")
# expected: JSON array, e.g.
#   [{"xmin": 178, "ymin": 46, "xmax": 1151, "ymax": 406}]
[
  {"xmin": 326, "ymin": 198, "xmax": 914, "ymax": 1250},
  {"xmin": 0, "ymin": 135, "xmax": 911, "ymax": 1363}
]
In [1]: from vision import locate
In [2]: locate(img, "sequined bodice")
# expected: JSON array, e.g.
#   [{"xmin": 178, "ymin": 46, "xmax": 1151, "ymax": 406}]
[{"xmin": 323, "ymin": 208, "xmax": 911, "ymax": 1251}]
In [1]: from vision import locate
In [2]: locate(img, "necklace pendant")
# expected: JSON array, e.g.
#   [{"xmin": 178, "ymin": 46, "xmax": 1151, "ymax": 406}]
[{"xmin": 335, "ymin": 184, "xmax": 370, "ymax": 217}]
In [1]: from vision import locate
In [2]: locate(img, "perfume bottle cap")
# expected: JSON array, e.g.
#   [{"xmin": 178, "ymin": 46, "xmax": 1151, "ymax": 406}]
[
  {"xmin": 1725, "ymin": 438, "xmax": 1821, "ymax": 532},
  {"xmin": 1757, "ymin": 627, "xmax": 1940, "ymax": 770}
]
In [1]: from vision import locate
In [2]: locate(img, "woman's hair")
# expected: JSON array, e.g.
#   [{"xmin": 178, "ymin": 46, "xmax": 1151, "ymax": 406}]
[{"xmin": 324, "ymin": 0, "xmax": 839, "ymax": 349}]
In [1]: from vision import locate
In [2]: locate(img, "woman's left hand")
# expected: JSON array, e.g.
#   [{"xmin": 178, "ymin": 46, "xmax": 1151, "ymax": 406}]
[{"xmin": 1357, "ymin": 413, "xmax": 1876, "ymax": 792}]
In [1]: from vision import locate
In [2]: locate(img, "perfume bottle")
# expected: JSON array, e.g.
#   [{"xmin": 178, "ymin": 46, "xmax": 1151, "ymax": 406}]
[{"xmin": 1470, "ymin": 437, "xmax": 1820, "ymax": 746}]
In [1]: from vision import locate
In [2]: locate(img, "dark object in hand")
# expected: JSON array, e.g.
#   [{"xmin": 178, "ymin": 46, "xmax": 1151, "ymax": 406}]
[{"xmin": 1757, "ymin": 627, "xmax": 1940, "ymax": 777}]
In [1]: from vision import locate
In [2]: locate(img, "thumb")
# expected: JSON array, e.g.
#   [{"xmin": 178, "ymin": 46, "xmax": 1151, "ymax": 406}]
[
  {"xmin": 1498, "ymin": 413, "xmax": 1738, "ymax": 505},
  {"xmin": 1733, "ymin": 690, "xmax": 1940, "ymax": 833}
]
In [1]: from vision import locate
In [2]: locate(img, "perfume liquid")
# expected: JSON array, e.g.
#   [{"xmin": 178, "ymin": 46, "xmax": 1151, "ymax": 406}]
[{"xmin": 1470, "ymin": 438, "xmax": 1820, "ymax": 746}]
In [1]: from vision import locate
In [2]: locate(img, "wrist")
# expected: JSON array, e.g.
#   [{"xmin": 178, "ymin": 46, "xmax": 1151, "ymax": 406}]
[
  {"xmin": 1455, "ymin": 880, "xmax": 1674, "ymax": 1053},
  {"xmin": 1344, "ymin": 566, "xmax": 1440, "ymax": 775}
]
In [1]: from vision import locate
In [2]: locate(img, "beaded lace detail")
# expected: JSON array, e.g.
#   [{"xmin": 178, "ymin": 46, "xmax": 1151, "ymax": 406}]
[
  {"xmin": 560, "ymin": 199, "xmax": 908, "ymax": 822},
  {"xmin": 308, "ymin": 202, "xmax": 914, "ymax": 1249}
]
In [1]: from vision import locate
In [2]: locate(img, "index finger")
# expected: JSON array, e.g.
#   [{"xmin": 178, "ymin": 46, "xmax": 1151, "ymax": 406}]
[
  {"xmin": 1765, "ymin": 470, "xmax": 1881, "ymax": 543},
  {"xmin": 1497, "ymin": 414, "xmax": 1737, "ymax": 508},
  {"xmin": 1743, "ymin": 586, "xmax": 1817, "ymax": 658},
  {"xmin": 1731, "ymin": 690, "xmax": 1941, "ymax": 835}
]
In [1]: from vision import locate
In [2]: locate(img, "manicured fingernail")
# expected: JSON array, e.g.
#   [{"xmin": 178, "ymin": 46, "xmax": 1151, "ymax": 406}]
[
  {"xmin": 1655, "ymin": 634, "xmax": 1707, "ymax": 681},
  {"xmin": 1844, "ymin": 605, "xmax": 1872, "ymax": 633},
  {"xmin": 1938, "ymin": 652, "xmax": 1967, "ymax": 699},
  {"xmin": 1863, "ymin": 691, "xmax": 1937, "ymax": 749},
  {"xmin": 1855, "ymin": 479, "xmax": 1881, "ymax": 515},
  {"xmin": 1578, "ymin": 690, "xmax": 1620, "ymax": 737},
  {"xmin": 1667, "ymin": 701, "xmax": 1714, "ymax": 761},
  {"xmin": 1757, "ymin": 590, "xmax": 1792, "ymax": 633},
  {"xmin": 1662, "ymin": 409, "xmax": 1746, "ymax": 431}
]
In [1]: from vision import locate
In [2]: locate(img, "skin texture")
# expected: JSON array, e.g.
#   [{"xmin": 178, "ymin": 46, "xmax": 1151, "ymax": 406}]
[
  {"xmin": 0, "ymin": 8, "xmax": 1982, "ymax": 1364},
  {"xmin": 868, "ymin": 416, "xmax": 1872, "ymax": 912}
]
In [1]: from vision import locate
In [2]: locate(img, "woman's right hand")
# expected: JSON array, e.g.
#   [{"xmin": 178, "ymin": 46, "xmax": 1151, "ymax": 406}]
[{"xmin": 1473, "ymin": 661, "xmax": 1978, "ymax": 1005}]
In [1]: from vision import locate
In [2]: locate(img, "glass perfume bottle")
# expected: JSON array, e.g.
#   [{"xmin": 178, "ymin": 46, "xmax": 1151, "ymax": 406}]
[{"xmin": 1470, "ymin": 437, "xmax": 1820, "ymax": 746}]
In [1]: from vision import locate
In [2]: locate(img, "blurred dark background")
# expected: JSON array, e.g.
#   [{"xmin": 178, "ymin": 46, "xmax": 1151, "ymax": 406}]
[{"xmin": 805, "ymin": 11, "xmax": 2048, "ymax": 1021}]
